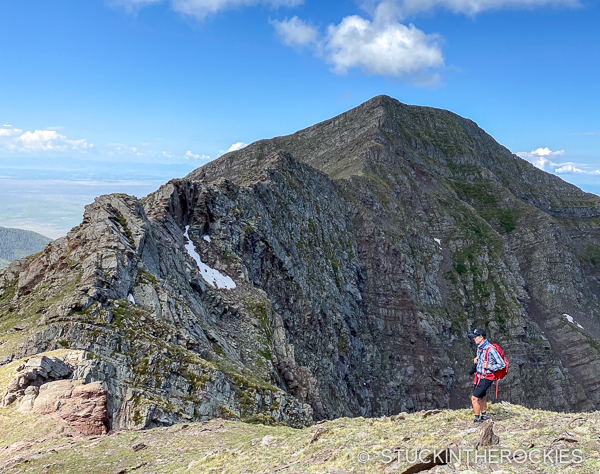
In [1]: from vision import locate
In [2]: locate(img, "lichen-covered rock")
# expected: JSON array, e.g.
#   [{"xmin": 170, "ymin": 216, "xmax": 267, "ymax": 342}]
[{"xmin": 0, "ymin": 95, "xmax": 599, "ymax": 431}]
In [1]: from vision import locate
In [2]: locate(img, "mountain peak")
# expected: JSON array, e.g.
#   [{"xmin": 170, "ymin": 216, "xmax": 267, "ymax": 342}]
[
  {"xmin": 2, "ymin": 96, "xmax": 600, "ymax": 436},
  {"xmin": 187, "ymin": 94, "xmax": 511, "ymax": 184}
]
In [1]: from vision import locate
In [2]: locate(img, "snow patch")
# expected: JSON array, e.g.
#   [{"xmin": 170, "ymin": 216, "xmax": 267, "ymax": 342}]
[
  {"xmin": 563, "ymin": 313, "xmax": 584, "ymax": 329},
  {"xmin": 203, "ymin": 235, "xmax": 211, "ymax": 242},
  {"xmin": 434, "ymin": 238, "xmax": 442, "ymax": 248},
  {"xmin": 127, "ymin": 293, "xmax": 136, "ymax": 305},
  {"xmin": 563, "ymin": 314, "xmax": 574, "ymax": 323},
  {"xmin": 184, "ymin": 226, "xmax": 236, "ymax": 290}
]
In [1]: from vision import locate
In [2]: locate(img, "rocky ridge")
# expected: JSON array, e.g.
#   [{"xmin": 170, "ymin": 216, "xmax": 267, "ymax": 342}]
[{"xmin": 1, "ymin": 95, "xmax": 600, "ymax": 434}]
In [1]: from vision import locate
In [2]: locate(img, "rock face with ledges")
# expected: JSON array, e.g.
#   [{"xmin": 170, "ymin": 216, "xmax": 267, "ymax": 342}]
[{"xmin": 1, "ymin": 95, "xmax": 599, "ymax": 429}]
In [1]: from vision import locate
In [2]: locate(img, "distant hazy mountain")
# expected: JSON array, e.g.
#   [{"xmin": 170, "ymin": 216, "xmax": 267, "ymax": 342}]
[{"xmin": 0, "ymin": 227, "xmax": 52, "ymax": 268}]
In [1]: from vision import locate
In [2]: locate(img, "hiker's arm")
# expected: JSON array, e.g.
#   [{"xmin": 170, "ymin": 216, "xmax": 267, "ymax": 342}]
[{"xmin": 488, "ymin": 350, "xmax": 505, "ymax": 371}]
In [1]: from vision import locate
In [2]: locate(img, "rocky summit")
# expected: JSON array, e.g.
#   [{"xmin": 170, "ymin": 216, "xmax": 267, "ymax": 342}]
[{"xmin": 1, "ymin": 95, "xmax": 600, "ymax": 437}]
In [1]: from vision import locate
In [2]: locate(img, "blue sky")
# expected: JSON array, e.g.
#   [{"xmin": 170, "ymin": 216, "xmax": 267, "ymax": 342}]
[{"xmin": 0, "ymin": 0, "xmax": 599, "ymax": 238}]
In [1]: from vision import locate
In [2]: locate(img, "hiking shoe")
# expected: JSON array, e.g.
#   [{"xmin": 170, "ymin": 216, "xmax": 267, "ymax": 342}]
[
  {"xmin": 474, "ymin": 417, "xmax": 482, "ymax": 423},
  {"xmin": 480, "ymin": 413, "xmax": 488, "ymax": 421}
]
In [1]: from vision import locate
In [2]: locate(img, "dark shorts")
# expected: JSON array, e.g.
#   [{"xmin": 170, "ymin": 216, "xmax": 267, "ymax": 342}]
[{"xmin": 473, "ymin": 378, "xmax": 494, "ymax": 398}]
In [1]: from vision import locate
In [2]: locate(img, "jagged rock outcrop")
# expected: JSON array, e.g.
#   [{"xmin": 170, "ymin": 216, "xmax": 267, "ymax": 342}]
[
  {"xmin": 0, "ymin": 188, "xmax": 315, "ymax": 429},
  {"xmin": 1, "ymin": 95, "xmax": 599, "ymax": 431}
]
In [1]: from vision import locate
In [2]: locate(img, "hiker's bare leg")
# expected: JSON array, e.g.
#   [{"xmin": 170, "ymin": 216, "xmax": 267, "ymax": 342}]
[
  {"xmin": 480, "ymin": 396, "xmax": 487, "ymax": 413},
  {"xmin": 471, "ymin": 395, "xmax": 481, "ymax": 416}
]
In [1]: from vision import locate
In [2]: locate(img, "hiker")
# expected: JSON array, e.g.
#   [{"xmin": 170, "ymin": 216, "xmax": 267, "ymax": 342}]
[{"xmin": 469, "ymin": 328, "xmax": 506, "ymax": 423}]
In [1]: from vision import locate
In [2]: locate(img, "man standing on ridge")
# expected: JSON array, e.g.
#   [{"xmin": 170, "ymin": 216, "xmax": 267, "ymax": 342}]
[{"xmin": 469, "ymin": 328, "xmax": 506, "ymax": 423}]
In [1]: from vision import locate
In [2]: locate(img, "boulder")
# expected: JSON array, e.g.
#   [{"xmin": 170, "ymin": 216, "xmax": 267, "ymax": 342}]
[
  {"xmin": 32, "ymin": 379, "xmax": 77, "ymax": 414},
  {"xmin": 33, "ymin": 380, "xmax": 109, "ymax": 436},
  {"xmin": 26, "ymin": 356, "xmax": 72, "ymax": 379},
  {"xmin": 17, "ymin": 385, "xmax": 40, "ymax": 412}
]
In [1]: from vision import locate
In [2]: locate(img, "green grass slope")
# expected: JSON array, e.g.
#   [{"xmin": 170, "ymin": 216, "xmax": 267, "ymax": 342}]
[{"xmin": 0, "ymin": 405, "xmax": 598, "ymax": 473}]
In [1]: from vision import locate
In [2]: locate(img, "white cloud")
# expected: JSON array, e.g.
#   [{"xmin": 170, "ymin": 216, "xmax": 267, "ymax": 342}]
[
  {"xmin": 0, "ymin": 127, "xmax": 22, "ymax": 138},
  {"xmin": 215, "ymin": 141, "xmax": 249, "ymax": 158},
  {"xmin": 106, "ymin": 142, "xmax": 214, "ymax": 162},
  {"xmin": 517, "ymin": 147, "xmax": 600, "ymax": 175},
  {"xmin": 174, "ymin": 0, "xmax": 302, "ymax": 19},
  {"xmin": 554, "ymin": 163, "xmax": 600, "ymax": 175},
  {"xmin": 271, "ymin": 0, "xmax": 579, "ymax": 81},
  {"xmin": 227, "ymin": 142, "xmax": 248, "ymax": 152},
  {"xmin": 115, "ymin": 0, "xmax": 578, "ymax": 19},
  {"xmin": 517, "ymin": 147, "xmax": 564, "ymax": 170},
  {"xmin": 326, "ymin": 15, "xmax": 443, "ymax": 79},
  {"xmin": 273, "ymin": 6, "xmax": 444, "ymax": 82},
  {"xmin": 2, "ymin": 125, "xmax": 12, "ymax": 127},
  {"xmin": 114, "ymin": 0, "xmax": 302, "ymax": 19},
  {"xmin": 108, "ymin": 143, "xmax": 142, "ymax": 156},
  {"xmin": 185, "ymin": 150, "xmax": 211, "ymax": 159},
  {"xmin": 0, "ymin": 126, "xmax": 92, "ymax": 153},
  {"xmin": 271, "ymin": 16, "xmax": 319, "ymax": 46},
  {"xmin": 367, "ymin": 0, "xmax": 581, "ymax": 18},
  {"xmin": 0, "ymin": 124, "xmax": 210, "ymax": 164}
]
